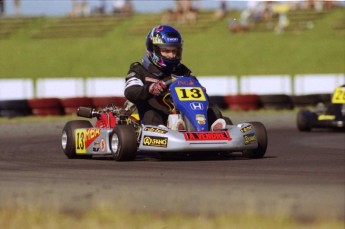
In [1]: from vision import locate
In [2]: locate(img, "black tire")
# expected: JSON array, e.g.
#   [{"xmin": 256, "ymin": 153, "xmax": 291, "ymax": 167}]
[
  {"xmin": 0, "ymin": 100, "xmax": 32, "ymax": 117},
  {"xmin": 110, "ymin": 125, "xmax": 137, "ymax": 161},
  {"xmin": 297, "ymin": 109, "xmax": 312, "ymax": 132},
  {"xmin": 223, "ymin": 116, "xmax": 233, "ymax": 125},
  {"xmin": 207, "ymin": 106, "xmax": 223, "ymax": 130},
  {"xmin": 61, "ymin": 120, "xmax": 93, "ymax": 159},
  {"xmin": 208, "ymin": 96, "xmax": 227, "ymax": 110},
  {"xmin": 291, "ymin": 94, "xmax": 321, "ymax": 107},
  {"xmin": 242, "ymin": 122, "xmax": 268, "ymax": 159},
  {"xmin": 259, "ymin": 94, "xmax": 294, "ymax": 110}
]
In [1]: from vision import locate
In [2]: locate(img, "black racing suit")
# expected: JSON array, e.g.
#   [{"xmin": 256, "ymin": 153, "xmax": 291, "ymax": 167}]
[{"xmin": 124, "ymin": 56, "xmax": 195, "ymax": 126}]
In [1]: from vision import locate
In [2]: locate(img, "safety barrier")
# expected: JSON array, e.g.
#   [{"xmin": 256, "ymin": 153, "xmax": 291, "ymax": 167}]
[
  {"xmin": 0, "ymin": 93, "xmax": 335, "ymax": 118},
  {"xmin": 0, "ymin": 74, "xmax": 344, "ymax": 117},
  {"xmin": 1, "ymin": 74, "xmax": 343, "ymax": 100}
]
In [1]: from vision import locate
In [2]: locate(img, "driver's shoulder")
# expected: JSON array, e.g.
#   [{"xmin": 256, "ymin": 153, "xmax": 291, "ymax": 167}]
[{"xmin": 129, "ymin": 62, "xmax": 143, "ymax": 71}]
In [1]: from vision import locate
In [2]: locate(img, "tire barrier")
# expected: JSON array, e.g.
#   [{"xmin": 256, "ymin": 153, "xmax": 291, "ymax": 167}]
[
  {"xmin": 0, "ymin": 93, "xmax": 333, "ymax": 118},
  {"xmin": 290, "ymin": 94, "xmax": 328, "ymax": 107},
  {"xmin": 208, "ymin": 96, "xmax": 227, "ymax": 110},
  {"xmin": 60, "ymin": 97, "xmax": 93, "ymax": 115},
  {"xmin": 91, "ymin": 96, "xmax": 127, "ymax": 109},
  {"xmin": 28, "ymin": 98, "xmax": 64, "ymax": 116},
  {"xmin": 0, "ymin": 99, "xmax": 32, "ymax": 118},
  {"xmin": 259, "ymin": 94, "xmax": 294, "ymax": 110},
  {"xmin": 224, "ymin": 94, "xmax": 260, "ymax": 111}
]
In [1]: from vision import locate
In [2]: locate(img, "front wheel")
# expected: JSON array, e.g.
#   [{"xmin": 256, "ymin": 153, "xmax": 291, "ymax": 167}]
[
  {"xmin": 110, "ymin": 125, "xmax": 138, "ymax": 161},
  {"xmin": 297, "ymin": 109, "xmax": 312, "ymax": 132},
  {"xmin": 242, "ymin": 122, "xmax": 268, "ymax": 159},
  {"xmin": 223, "ymin": 116, "xmax": 233, "ymax": 125},
  {"xmin": 61, "ymin": 120, "xmax": 93, "ymax": 159}
]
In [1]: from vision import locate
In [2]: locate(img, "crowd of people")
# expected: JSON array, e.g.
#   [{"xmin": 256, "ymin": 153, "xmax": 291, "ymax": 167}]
[
  {"xmin": 229, "ymin": 0, "xmax": 342, "ymax": 34},
  {"xmin": 70, "ymin": 0, "xmax": 132, "ymax": 17},
  {"xmin": 161, "ymin": 0, "xmax": 228, "ymax": 25},
  {"xmin": 0, "ymin": 0, "xmax": 21, "ymax": 17}
]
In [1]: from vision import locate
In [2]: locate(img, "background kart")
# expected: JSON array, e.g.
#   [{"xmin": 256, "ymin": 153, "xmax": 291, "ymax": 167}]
[
  {"xmin": 297, "ymin": 85, "xmax": 345, "ymax": 131},
  {"xmin": 61, "ymin": 77, "xmax": 268, "ymax": 161}
]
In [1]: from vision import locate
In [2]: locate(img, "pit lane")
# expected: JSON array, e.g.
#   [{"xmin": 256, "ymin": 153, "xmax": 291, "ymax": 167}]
[{"xmin": 0, "ymin": 112, "xmax": 344, "ymax": 220}]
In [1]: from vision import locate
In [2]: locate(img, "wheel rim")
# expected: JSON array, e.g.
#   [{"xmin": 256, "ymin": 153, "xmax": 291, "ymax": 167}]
[
  {"xmin": 61, "ymin": 131, "xmax": 67, "ymax": 150},
  {"xmin": 111, "ymin": 133, "xmax": 119, "ymax": 153}
]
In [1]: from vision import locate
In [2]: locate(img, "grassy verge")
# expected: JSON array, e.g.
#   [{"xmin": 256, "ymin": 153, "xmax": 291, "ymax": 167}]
[{"xmin": 0, "ymin": 207, "xmax": 343, "ymax": 229}]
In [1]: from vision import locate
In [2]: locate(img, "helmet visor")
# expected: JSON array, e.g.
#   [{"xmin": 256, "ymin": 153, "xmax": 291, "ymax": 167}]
[{"xmin": 154, "ymin": 44, "xmax": 182, "ymax": 60}]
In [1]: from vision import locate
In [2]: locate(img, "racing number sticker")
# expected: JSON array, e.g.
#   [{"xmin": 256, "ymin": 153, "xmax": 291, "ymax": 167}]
[
  {"xmin": 75, "ymin": 129, "xmax": 86, "ymax": 154},
  {"xmin": 175, "ymin": 87, "xmax": 206, "ymax": 101},
  {"xmin": 332, "ymin": 87, "xmax": 345, "ymax": 104}
]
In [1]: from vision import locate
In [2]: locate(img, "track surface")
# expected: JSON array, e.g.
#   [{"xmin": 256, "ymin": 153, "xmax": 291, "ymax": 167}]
[{"xmin": 0, "ymin": 112, "xmax": 344, "ymax": 220}]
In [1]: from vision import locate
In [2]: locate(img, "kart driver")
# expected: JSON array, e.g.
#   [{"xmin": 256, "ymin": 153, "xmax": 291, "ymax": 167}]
[{"xmin": 124, "ymin": 25, "xmax": 226, "ymax": 130}]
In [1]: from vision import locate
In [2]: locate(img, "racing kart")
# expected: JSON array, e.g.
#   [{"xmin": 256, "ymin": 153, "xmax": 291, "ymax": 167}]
[
  {"xmin": 297, "ymin": 85, "xmax": 345, "ymax": 131},
  {"xmin": 61, "ymin": 77, "xmax": 268, "ymax": 161}
]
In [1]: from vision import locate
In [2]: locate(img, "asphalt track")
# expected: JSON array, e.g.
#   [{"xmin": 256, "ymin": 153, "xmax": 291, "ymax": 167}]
[{"xmin": 0, "ymin": 112, "xmax": 344, "ymax": 221}]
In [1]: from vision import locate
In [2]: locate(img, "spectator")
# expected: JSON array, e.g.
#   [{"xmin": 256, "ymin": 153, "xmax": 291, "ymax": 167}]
[
  {"xmin": 273, "ymin": 2, "xmax": 290, "ymax": 33},
  {"xmin": 112, "ymin": 0, "xmax": 132, "ymax": 14},
  {"xmin": 112, "ymin": 0, "xmax": 125, "ymax": 14},
  {"xmin": 0, "ymin": 0, "xmax": 4, "ymax": 16},
  {"xmin": 14, "ymin": 0, "xmax": 21, "ymax": 16},
  {"xmin": 71, "ymin": 0, "xmax": 81, "ymax": 17},
  {"xmin": 70, "ymin": 0, "xmax": 89, "ymax": 17},
  {"xmin": 214, "ymin": 0, "xmax": 227, "ymax": 19},
  {"xmin": 80, "ymin": 0, "xmax": 90, "ymax": 16},
  {"xmin": 92, "ymin": 0, "xmax": 106, "ymax": 15},
  {"xmin": 122, "ymin": 0, "xmax": 133, "ymax": 14},
  {"xmin": 239, "ymin": 1, "xmax": 258, "ymax": 28}
]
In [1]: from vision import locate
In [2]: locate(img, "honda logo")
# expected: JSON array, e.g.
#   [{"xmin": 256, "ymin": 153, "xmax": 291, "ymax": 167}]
[{"xmin": 190, "ymin": 102, "xmax": 204, "ymax": 110}]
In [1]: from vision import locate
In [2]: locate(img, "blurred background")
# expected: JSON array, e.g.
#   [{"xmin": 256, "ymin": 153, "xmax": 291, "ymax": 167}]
[
  {"xmin": 0, "ymin": 0, "xmax": 344, "ymax": 116},
  {"xmin": 2, "ymin": 0, "xmax": 248, "ymax": 16}
]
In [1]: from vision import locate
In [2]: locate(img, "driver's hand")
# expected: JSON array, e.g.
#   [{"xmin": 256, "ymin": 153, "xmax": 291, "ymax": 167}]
[{"xmin": 148, "ymin": 81, "xmax": 167, "ymax": 96}]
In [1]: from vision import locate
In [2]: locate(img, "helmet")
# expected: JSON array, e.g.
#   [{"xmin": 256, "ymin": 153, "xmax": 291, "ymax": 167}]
[{"xmin": 146, "ymin": 25, "xmax": 183, "ymax": 72}]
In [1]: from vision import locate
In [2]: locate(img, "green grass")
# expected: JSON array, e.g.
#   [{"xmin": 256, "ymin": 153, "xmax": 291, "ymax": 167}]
[
  {"xmin": 0, "ymin": 8, "xmax": 344, "ymax": 79},
  {"xmin": 1, "ymin": 207, "xmax": 343, "ymax": 229}
]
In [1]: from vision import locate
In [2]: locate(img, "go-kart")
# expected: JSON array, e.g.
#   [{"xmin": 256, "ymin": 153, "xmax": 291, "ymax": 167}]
[
  {"xmin": 61, "ymin": 77, "xmax": 268, "ymax": 161},
  {"xmin": 297, "ymin": 85, "xmax": 345, "ymax": 131}
]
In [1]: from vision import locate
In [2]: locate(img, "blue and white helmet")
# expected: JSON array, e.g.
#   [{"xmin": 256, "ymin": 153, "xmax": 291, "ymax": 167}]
[{"xmin": 145, "ymin": 25, "xmax": 183, "ymax": 73}]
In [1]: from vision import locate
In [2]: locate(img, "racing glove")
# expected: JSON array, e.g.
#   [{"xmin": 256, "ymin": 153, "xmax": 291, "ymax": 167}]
[{"xmin": 148, "ymin": 81, "xmax": 167, "ymax": 96}]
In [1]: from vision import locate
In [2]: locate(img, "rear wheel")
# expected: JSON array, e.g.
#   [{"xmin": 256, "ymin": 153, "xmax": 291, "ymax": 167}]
[
  {"xmin": 242, "ymin": 122, "xmax": 268, "ymax": 159},
  {"xmin": 61, "ymin": 120, "xmax": 93, "ymax": 159},
  {"xmin": 110, "ymin": 125, "xmax": 137, "ymax": 161}
]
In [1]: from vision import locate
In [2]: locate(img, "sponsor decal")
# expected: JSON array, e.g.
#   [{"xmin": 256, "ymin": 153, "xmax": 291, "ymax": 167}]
[
  {"xmin": 243, "ymin": 133, "xmax": 257, "ymax": 145},
  {"xmin": 144, "ymin": 127, "xmax": 168, "ymax": 134},
  {"xmin": 318, "ymin": 115, "xmax": 335, "ymax": 121},
  {"xmin": 143, "ymin": 136, "xmax": 168, "ymax": 148},
  {"xmin": 167, "ymin": 37, "xmax": 179, "ymax": 42},
  {"xmin": 152, "ymin": 34, "xmax": 163, "ymax": 44},
  {"xmin": 196, "ymin": 114, "xmax": 206, "ymax": 124},
  {"xmin": 75, "ymin": 128, "xmax": 101, "ymax": 154},
  {"xmin": 100, "ymin": 139, "xmax": 106, "ymax": 152},
  {"xmin": 93, "ymin": 142, "xmax": 100, "ymax": 152},
  {"xmin": 190, "ymin": 102, "xmax": 204, "ymax": 110},
  {"xmin": 240, "ymin": 125, "xmax": 252, "ymax": 133},
  {"xmin": 184, "ymin": 131, "xmax": 231, "ymax": 141},
  {"xmin": 177, "ymin": 80, "xmax": 194, "ymax": 86}
]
